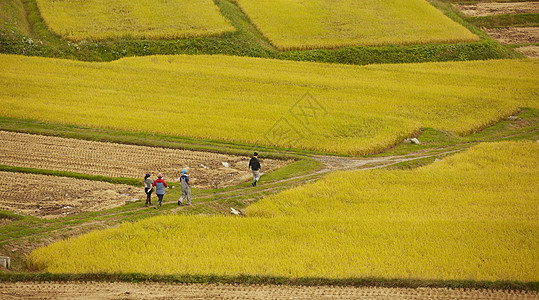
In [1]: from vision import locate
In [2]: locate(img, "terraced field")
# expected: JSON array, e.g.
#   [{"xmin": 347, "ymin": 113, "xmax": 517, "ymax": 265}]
[
  {"xmin": 27, "ymin": 142, "xmax": 539, "ymax": 281},
  {"xmin": 0, "ymin": 171, "xmax": 143, "ymax": 218},
  {"xmin": 231, "ymin": 0, "xmax": 478, "ymax": 50},
  {"xmin": 1, "ymin": 0, "xmax": 538, "ymax": 298},
  {"xmin": 0, "ymin": 131, "xmax": 288, "ymax": 188},
  {"xmin": 1, "ymin": 54, "xmax": 537, "ymax": 155},
  {"xmin": 35, "ymin": 0, "xmax": 234, "ymax": 41}
]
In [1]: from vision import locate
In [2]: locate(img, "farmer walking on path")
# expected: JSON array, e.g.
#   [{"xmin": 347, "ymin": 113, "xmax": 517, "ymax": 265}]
[
  {"xmin": 143, "ymin": 173, "xmax": 153, "ymax": 207},
  {"xmin": 178, "ymin": 169, "xmax": 192, "ymax": 206},
  {"xmin": 249, "ymin": 152, "xmax": 261, "ymax": 186},
  {"xmin": 152, "ymin": 173, "xmax": 168, "ymax": 208}
]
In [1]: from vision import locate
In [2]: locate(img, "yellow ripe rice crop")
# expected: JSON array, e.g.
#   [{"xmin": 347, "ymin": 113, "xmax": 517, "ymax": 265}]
[
  {"xmin": 27, "ymin": 142, "xmax": 539, "ymax": 281},
  {"xmin": 35, "ymin": 0, "xmax": 234, "ymax": 41},
  {"xmin": 1, "ymin": 54, "xmax": 538, "ymax": 155},
  {"xmin": 229, "ymin": 0, "xmax": 479, "ymax": 50}
]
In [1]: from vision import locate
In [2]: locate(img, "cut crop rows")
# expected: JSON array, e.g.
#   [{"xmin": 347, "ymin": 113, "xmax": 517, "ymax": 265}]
[
  {"xmin": 0, "ymin": 131, "xmax": 289, "ymax": 189},
  {"xmin": 0, "ymin": 171, "xmax": 143, "ymax": 219}
]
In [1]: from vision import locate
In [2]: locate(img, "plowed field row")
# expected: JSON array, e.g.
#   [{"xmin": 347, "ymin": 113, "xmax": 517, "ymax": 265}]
[
  {"xmin": 0, "ymin": 171, "xmax": 143, "ymax": 219},
  {"xmin": 0, "ymin": 282, "xmax": 536, "ymax": 300},
  {"xmin": 0, "ymin": 131, "xmax": 288, "ymax": 189}
]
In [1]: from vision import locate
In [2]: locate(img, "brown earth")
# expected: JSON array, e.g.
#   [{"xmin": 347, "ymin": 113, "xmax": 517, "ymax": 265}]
[
  {"xmin": 515, "ymin": 45, "xmax": 539, "ymax": 57},
  {"xmin": 454, "ymin": 2, "xmax": 539, "ymax": 57},
  {"xmin": 456, "ymin": 2, "xmax": 539, "ymax": 17},
  {"xmin": 0, "ymin": 131, "xmax": 289, "ymax": 189},
  {"xmin": 0, "ymin": 171, "xmax": 144, "ymax": 219},
  {"xmin": 1, "ymin": 282, "xmax": 537, "ymax": 300},
  {"xmin": 484, "ymin": 27, "xmax": 539, "ymax": 44}
]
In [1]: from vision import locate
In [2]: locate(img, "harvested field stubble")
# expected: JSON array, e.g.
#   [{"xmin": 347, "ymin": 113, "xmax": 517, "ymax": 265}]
[
  {"xmin": 0, "ymin": 171, "xmax": 143, "ymax": 218},
  {"xmin": 456, "ymin": 2, "xmax": 539, "ymax": 17},
  {"xmin": 0, "ymin": 282, "xmax": 537, "ymax": 300},
  {"xmin": 0, "ymin": 131, "xmax": 288, "ymax": 188}
]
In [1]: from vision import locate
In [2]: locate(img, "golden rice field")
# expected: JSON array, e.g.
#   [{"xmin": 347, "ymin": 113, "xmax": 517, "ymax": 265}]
[
  {"xmin": 0, "ymin": 131, "xmax": 288, "ymax": 189},
  {"xmin": 35, "ymin": 0, "xmax": 234, "ymax": 41},
  {"xmin": 27, "ymin": 142, "xmax": 539, "ymax": 281},
  {"xmin": 0, "ymin": 54, "xmax": 538, "ymax": 155},
  {"xmin": 230, "ymin": 0, "xmax": 479, "ymax": 50}
]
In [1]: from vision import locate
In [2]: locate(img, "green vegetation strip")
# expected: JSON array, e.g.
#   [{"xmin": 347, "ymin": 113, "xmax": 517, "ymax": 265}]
[
  {"xmin": 0, "ymin": 165, "xmax": 141, "ymax": 186},
  {"xmin": 0, "ymin": 117, "xmax": 309, "ymax": 160},
  {"xmin": 0, "ymin": 273, "xmax": 537, "ymax": 291},
  {"xmin": 467, "ymin": 14, "xmax": 539, "ymax": 28}
]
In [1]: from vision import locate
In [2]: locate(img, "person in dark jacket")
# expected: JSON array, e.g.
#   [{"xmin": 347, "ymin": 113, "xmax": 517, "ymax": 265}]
[
  {"xmin": 143, "ymin": 173, "xmax": 153, "ymax": 207},
  {"xmin": 152, "ymin": 173, "xmax": 168, "ymax": 208},
  {"xmin": 249, "ymin": 152, "xmax": 261, "ymax": 186}
]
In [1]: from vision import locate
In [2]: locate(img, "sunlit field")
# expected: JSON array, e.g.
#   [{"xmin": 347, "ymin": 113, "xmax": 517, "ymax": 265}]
[
  {"xmin": 35, "ymin": 0, "xmax": 234, "ymax": 41},
  {"xmin": 1, "ymin": 54, "xmax": 537, "ymax": 155},
  {"xmin": 230, "ymin": 0, "xmax": 479, "ymax": 50},
  {"xmin": 27, "ymin": 142, "xmax": 539, "ymax": 281}
]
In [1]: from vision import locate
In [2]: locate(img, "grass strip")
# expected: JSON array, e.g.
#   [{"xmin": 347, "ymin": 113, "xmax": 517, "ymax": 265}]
[
  {"xmin": 467, "ymin": 14, "xmax": 539, "ymax": 28},
  {"xmin": 0, "ymin": 117, "xmax": 313, "ymax": 160},
  {"xmin": 0, "ymin": 165, "xmax": 141, "ymax": 186}
]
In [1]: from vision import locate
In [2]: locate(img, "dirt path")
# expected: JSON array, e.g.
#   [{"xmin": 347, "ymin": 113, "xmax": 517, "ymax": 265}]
[
  {"xmin": 1, "ymin": 282, "xmax": 537, "ymax": 300},
  {"xmin": 456, "ymin": 2, "xmax": 539, "ymax": 17}
]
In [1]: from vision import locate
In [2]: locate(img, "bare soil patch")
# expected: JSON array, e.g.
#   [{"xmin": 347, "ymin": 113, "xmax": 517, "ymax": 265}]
[
  {"xmin": 456, "ymin": 2, "xmax": 539, "ymax": 17},
  {"xmin": 484, "ymin": 27, "xmax": 539, "ymax": 44},
  {"xmin": 0, "ymin": 131, "xmax": 289, "ymax": 189},
  {"xmin": 0, "ymin": 282, "xmax": 537, "ymax": 300},
  {"xmin": 515, "ymin": 45, "xmax": 539, "ymax": 57},
  {"xmin": 0, "ymin": 171, "xmax": 144, "ymax": 219}
]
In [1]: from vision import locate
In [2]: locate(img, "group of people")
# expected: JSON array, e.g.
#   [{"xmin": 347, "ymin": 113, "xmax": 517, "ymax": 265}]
[
  {"xmin": 143, "ymin": 169, "xmax": 191, "ymax": 209},
  {"xmin": 142, "ymin": 152, "xmax": 262, "ymax": 208}
]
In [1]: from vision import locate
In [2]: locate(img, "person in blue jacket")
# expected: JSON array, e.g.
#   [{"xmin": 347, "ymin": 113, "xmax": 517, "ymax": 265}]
[{"xmin": 178, "ymin": 169, "xmax": 192, "ymax": 206}]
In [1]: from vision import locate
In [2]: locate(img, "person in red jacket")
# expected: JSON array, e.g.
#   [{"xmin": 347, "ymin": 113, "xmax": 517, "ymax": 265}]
[{"xmin": 152, "ymin": 173, "xmax": 168, "ymax": 208}]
